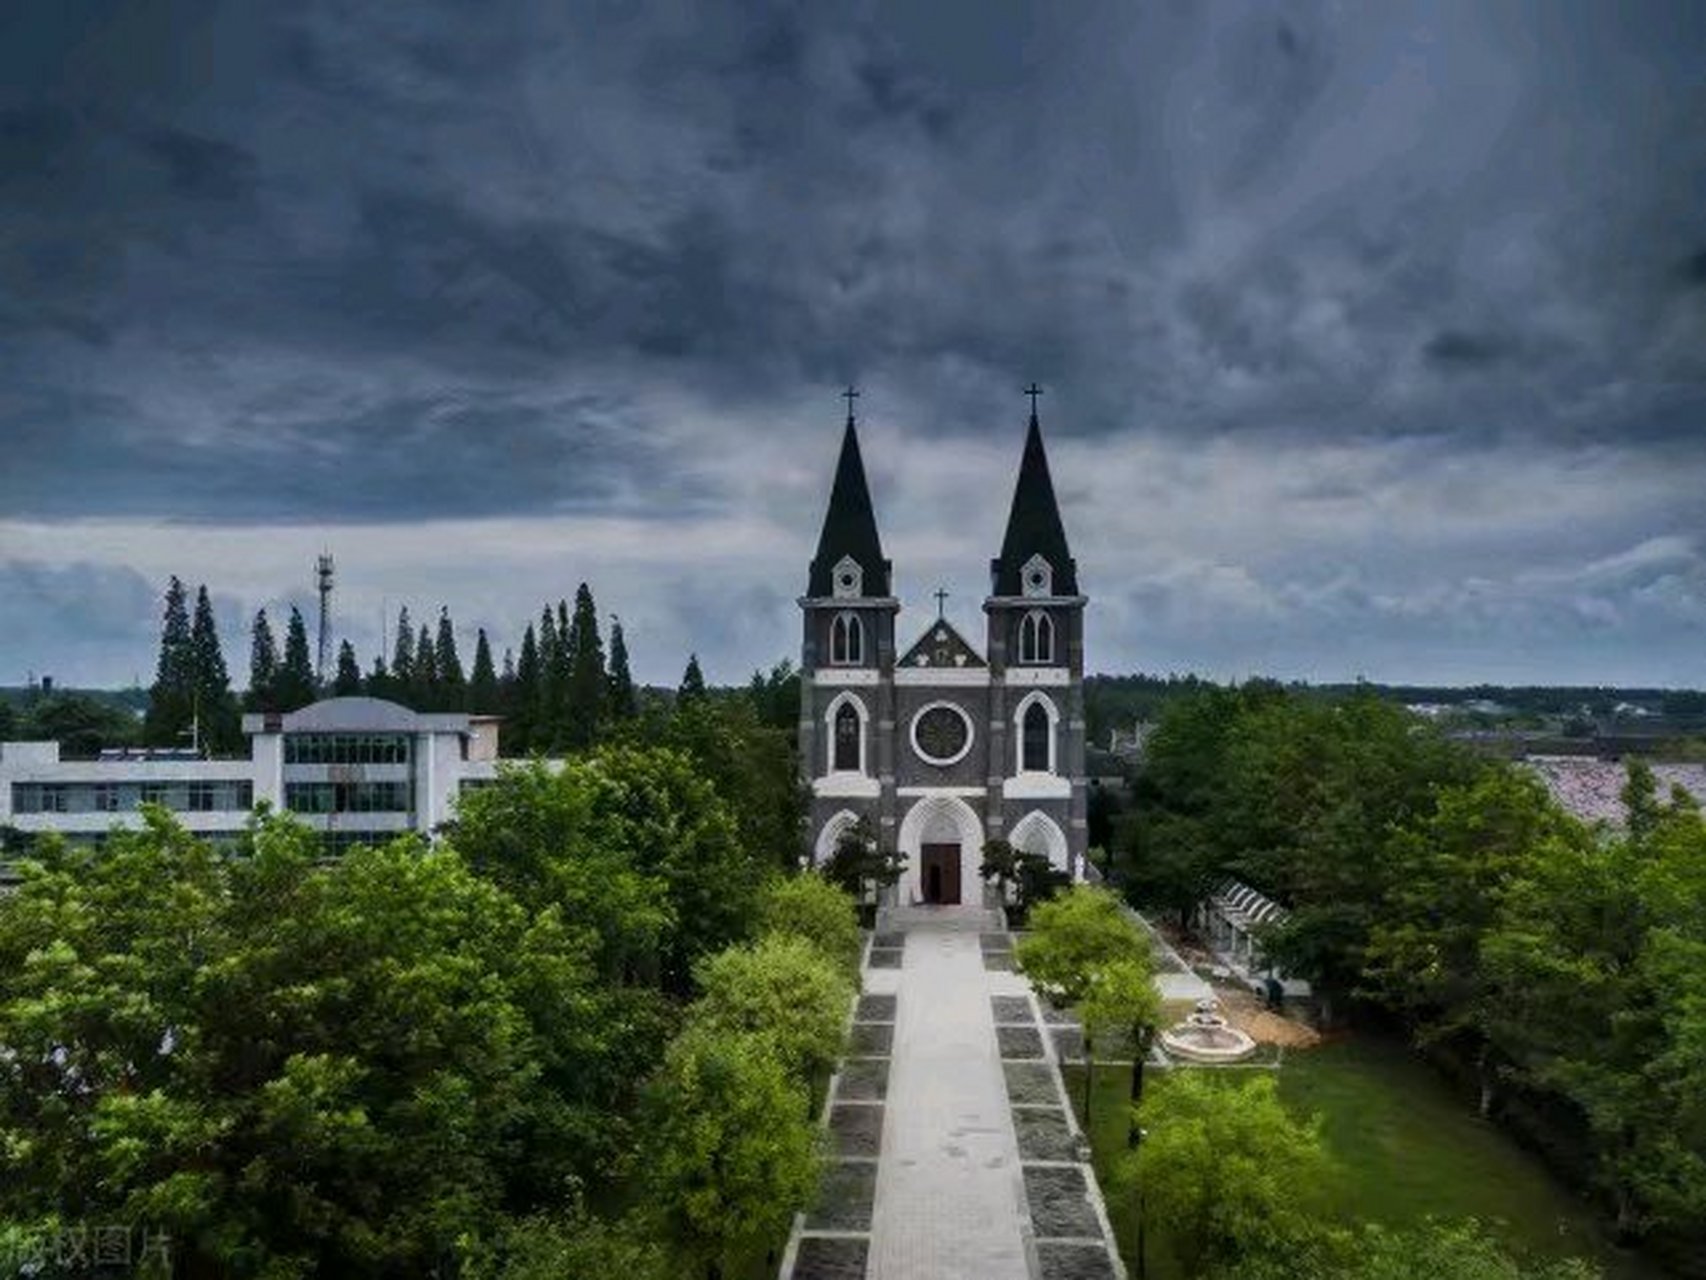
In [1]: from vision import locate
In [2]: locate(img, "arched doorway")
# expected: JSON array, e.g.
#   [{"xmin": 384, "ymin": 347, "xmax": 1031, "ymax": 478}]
[{"xmin": 897, "ymin": 794, "xmax": 984, "ymax": 907}]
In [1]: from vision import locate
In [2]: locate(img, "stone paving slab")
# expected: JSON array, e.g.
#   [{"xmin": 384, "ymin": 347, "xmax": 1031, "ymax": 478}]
[
  {"xmin": 996, "ymin": 1025, "xmax": 1045, "ymax": 1059},
  {"xmin": 869, "ymin": 948, "xmax": 904, "ymax": 969},
  {"xmin": 792, "ymin": 1236, "xmax": 870, "ymax": 1279},
  {"xmin": 848, "ymin": 1023, "xmax": 895, "ymax": 1056},
  {"xmin": 983, "ymin": 951, "xmax": 1015, "ymax": 971},
  {"xmin": 1013, "ymin": 1107, "xmax": 1078, "ymax": 1161},
  {"xmin": 991, "ymin": 995, "xmax": 1035, "ymax": 1023},
  {"xmin": 1038, "ymin": 1241, "xmax": 1120, "ymax": 1280},
  {"xmin": 806, "ymin": 1159, "xmax": 879, "ymax": 1231},
  {"xmin": 835, "ymin": 1058, "xmax": 890, "ymax": 1102},
  {"xmin": 1023, "ymin": 1164, "xmax": 1101, "ymax": 1239},
  {"xmin": 828, "ymin": 1103, "xmax": 885, "ymax": 1157},
  {"xmin": 857, "ymin": 994, "xmax": 898, "ymax": 1022},
  {"xmin": 1002, "ymin": 1061, "xmax": 1060, "ymax": 1105}
]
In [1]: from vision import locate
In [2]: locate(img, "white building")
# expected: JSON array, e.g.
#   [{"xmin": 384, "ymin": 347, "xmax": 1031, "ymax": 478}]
[{"xmin": 1, "ymin": 697, "xmax": 501, "ymax": 855}]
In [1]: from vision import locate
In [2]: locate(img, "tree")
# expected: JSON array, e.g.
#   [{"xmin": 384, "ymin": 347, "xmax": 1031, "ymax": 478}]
[
  {"xmin": 274, "ymin": 606, "xmax": 317, "ymax": 710},
  {"xmin": 142, "ymin": 575, "xmax": 193, "ymax": 745},
  {"xmin": 412, "ymin": 622, "xmax": 438, "ymax": 708},
  {"xmin": 332, "ymin": 639, "xmax": 363, "ymax": 696},
  {"xmin": 746, "ymin": 660, "xmax": 800, "ymax": 730},
  {"xmin": 1015, "ymin": 885, "xmax": 1148, "ymax": 1011},
  {"xmin": 640, "ymin": 1025, "xmax": 819, "ymax": 1280},
  {"xmin": 189, "ymin": 585, "xmax": 241, "ymax": 753},
  {"xmin": 606, "ymin": 617, "xmax": 637, "ymax": 722},
  {"xmin": 1080, "ymin": 955, "xmax": 1162, "ymax": 1136},
  {"xmin": 690, "ymin": 935, "xmax": 853, "ymax": 1085},
  {"xmin": 469, "ymin": 628, "xmax": 499, "ymax": 713},
  {"xmin": 510, "ymin": 624, "xmax": 541, "ymax": 752},
  {"xmin": 246, "ymin": 608, "xmax": 280, "ymax": 712},
  {"xmin": 757, "ymin": 874, "xmax": 862, "ymax": 980},
  {"xmin": 391, "ymin": 605, "xmax": 416, "ymax": 692},
  {"xmin": 564, "ymin": 584, "xmax": 606, "ymax": 750},
  {"xmin": 679, "ymin": 654, "xmax": 707, "ymax": 704},
  {"xmin": 821, "ymin": 816, "xmax": 905, "ymax": 925},
  {"xmin": 435, "ymin": 607, "xmax": 465, "ymax": 708},
  {"xmin": 18, "ymin": 694, "xmax": 138, "ymax": 758},
  {"xmin": 1118, "ymin": 1072, "xmax": 1334, "ymax": 1278},
  {"xmin": 364, "ymin": 652, "xmax": 391, "ymax": 700},
  {"xmin": 538, "ymin": 604, "xmax": 562, "ymax": 746}
]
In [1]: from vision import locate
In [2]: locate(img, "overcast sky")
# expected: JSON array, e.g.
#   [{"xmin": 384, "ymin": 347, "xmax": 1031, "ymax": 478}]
[{"xmin": 3, "ymin": 0, "xmax": 1704, "ymax": 690}]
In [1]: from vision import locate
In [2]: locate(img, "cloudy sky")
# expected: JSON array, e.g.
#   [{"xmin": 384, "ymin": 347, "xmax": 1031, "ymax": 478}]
[{"xmin": 3, "ymin": 0, "xmax": 1704, "ymax": 690}]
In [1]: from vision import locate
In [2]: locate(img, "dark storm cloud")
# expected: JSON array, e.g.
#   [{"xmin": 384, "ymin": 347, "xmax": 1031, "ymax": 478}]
[{"xmin": 3, "ymin": 0, "xmax": 1705, "ymax": 686}]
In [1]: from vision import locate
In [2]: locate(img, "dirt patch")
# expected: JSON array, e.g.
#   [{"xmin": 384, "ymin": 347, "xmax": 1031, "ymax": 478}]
[{"xmin": 1215, "ymin": 985, "xmax": 1321, "ymax": 1049}]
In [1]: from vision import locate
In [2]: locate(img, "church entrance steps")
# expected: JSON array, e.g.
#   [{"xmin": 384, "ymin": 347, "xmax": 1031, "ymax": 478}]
[{"xmin": 875, "ymin": 903, "xmax": 1003, "ymax": 934}]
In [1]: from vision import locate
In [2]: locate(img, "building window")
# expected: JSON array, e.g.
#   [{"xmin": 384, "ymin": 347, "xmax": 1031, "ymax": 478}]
[
  {"xmin": 94, "ymin": 784, "xmax": 121, "ymax": 812},
  {"xmin": 833, "ymin": 701, "xmax": 861, "ymax": 772},
  {"xmin": 1018, "ymin": 611, "xmax": 1054, "ymax": 664},
  {"xmin": 140, "ymin": 783, "xmax": 167, "ymax": 806},
  {"xmin": 830, "ymin": 612, "xmax": 864, "ymax": 665},
  {"xmin": 284, "ymin": 734, "xmax": 411, "ymax": 765},
  {"xmin": 1022, "ymin": 701, "xmax": 1051, "ymax": 773},
  {"xmin": 187, "ymin": 782, "xmax": 217, "ymax": 812},
  {"xmin": 285, "ymin": 781, "xmax": 410, "ymax": 814}
]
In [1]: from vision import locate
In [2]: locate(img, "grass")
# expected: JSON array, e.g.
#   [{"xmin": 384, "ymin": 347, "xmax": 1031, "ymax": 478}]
[{"xmin": 1064, "ymin": 1036, "xmax": 1664, "ymax": 1280}]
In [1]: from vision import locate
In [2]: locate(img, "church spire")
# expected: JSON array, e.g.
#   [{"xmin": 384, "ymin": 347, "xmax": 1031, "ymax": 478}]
[
  {"xmin": 808, "ymin": 391, "xmax": 891, "ymax": 597},
  {"xmin": 990, "ymin": 390, "xmax": 1078, "ymax": 596}
]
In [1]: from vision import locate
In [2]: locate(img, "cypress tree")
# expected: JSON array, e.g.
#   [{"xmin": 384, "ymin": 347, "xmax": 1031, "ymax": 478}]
[
  {"xmin": 413, "ymin": 623, "xmax": 437, "ymax": 709},
  {"xmin": 512, "ymin": 623, "xmax": 540, "ymax": 752},
  {"xmin": 189, "ymin": 585, "xmax": 240, "ymax": 753},
  {"xmin": 468, "ymin": 628, "xmax": 498, "ymax": 713},
  {"xmin": 333, "ymin": 640, "xmax": 363, "ymax": 695},
  {"xmin": 144, "ymin": 576, "xmax": 194, "ymax": 745},
  {"xmin": 435, "ymin": 608, "xmax": 465, "ymax": 706},
  {"xmin": 537, "ymin": 604, "xmax": 560, "ymax": 746},
  {"xmin": 365, "ymin": 652, "xmax": 390, "ymax": 698},
  {"xmin": 564, "ymin": 583, "xmax": 605, "ymax": 750},
  {"xmin": 678, "ymin": 653, "xmax": 707, "ymax": 705},
  {"xmin": 391, "ymin": 606, "xmax": 415, "ymax": 692},
  {"xmin": 246, "ymin": 608, "xmax": 279, "ymax": 712},
  {"xmin": 501, "ymin": 647, "xmax": 515, "ymax": 682},
  {"xmin": 275, "ymin": 607, "xmax": 317, "ymax": 711},
  {"xmin": 607, "ymin": 616, "xmax": 637, "ymax": 721}
]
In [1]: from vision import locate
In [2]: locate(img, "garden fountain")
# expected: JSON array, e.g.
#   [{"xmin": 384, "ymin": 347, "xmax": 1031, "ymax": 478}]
[{"xmin": 1159, "ymin": 997, "xmax": 1258, "ymax": 1063}]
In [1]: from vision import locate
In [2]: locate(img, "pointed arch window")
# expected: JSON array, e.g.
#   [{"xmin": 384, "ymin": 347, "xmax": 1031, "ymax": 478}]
[
  {"xmin": 1018, "ymin": 610, "xmax": 1054, "ymax": 664},
  {"xmin": 831, "ymin": 612, "xmax": 864, "ymax": 665},
  {"xmin": 834, "ymin": 701, "xmax": 862, "ymax": 772},
  {"xmin": 1022, "ymin": 701, "xmax": 1051, "ymax": 773}
]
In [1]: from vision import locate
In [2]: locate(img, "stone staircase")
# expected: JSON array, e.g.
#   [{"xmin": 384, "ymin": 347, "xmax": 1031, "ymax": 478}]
[{"xmin": 875, "ymin": 902, "xmax": 1005, "ymax": 933}]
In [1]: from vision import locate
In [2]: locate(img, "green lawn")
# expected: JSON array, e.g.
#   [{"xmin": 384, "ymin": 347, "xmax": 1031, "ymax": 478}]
[{"xmin": 1064, "ymin": 1037, "xmax": 1664, "ymax": 1280}]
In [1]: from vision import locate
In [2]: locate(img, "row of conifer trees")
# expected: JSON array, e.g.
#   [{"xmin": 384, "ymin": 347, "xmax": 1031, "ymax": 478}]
[{"xmin": 144, "ymin": 577, "xmax": 712, "ymax": 757}]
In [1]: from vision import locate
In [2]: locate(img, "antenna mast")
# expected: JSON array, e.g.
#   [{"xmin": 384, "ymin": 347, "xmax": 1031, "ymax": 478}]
[{"xmin": 316, "ymin": 553, "xmax": 335, "ymax": 685}]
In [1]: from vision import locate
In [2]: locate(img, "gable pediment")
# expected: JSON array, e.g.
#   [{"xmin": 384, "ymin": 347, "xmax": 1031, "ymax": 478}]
[{"xmin": 899, "ymin": 618, "xmax": 986, "ymax": 669}]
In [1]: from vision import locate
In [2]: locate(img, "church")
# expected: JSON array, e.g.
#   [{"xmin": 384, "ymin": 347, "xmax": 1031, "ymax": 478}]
[{"xmin": 799, "ymin": 392, "xmax": 1089, "ymax": 906}]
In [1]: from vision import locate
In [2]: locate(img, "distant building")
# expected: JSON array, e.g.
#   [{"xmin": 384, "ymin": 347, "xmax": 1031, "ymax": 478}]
[{"xmin": 2, "ymin": 697, "xmax": 501, "ymax": 854}]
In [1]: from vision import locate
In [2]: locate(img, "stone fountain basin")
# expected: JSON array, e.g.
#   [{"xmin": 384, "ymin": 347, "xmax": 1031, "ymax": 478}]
[{"xmin": 1159, "ymin": 1022, "xmax": 1258, "ymax": 1064}]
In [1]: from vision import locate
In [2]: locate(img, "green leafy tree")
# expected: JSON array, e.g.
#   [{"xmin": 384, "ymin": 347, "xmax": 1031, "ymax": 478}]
[
  {"xmin": 746, "ymin": 660, "xmax": 800, "ymax": 730},
  {"xmin": 142, "ymin": 575, "xmax": 193, "ymax": 745},
  {"xmin": 461, "ymin": 1212, "xmax": 667, "ymax": 1280},
  {"xmin": 332, "ymin": 638, "xmax": 363, "ymax": 695},
  {"xmin": 757, "ymin": 874, "xmax": 863, "ymax": 979},
  {"xmin": 469, "ymin": 628, "xmax": 499, "ymax": 713},
  {"xmin": 822, "ymin": 816, "xmax": 905, "ymax": 923},
  {"xmin": 655, "ymin": 696, "xmax": 807, "ymax": 872},
  {"xmin": 679, "ymin": 653, "xmax": 707, "ymax": 704},
  {"xmin": 1080, "ymin": 954, "xmax": 1163, "ymax": 1134},
  {"xmin": 640, "ymin": 1025, "xmax": 819, "ymax": 1280},
  {"xmin": 1119, "ymin": 1072, "xmax": 1334, "ymax": 1278},
  {"xmin": 246, "ymin": 607, "xmax": 280, "ymax": 712},
  {"xmin": 564, "ymin": 584, "xmax": 606, "ymax": 750},
  {"xmin": 274, "ymin": 606, "xmax": 318, "ymax": 710},
  {"xmin": 690, "ymin": 935, "xmax": 853, "ymax": 1084},
  {"xmin": 1015, "ymin": 885, "xmax": 1148, "ymax": 1012},
  {"xmin": 606, "ymin": 617, "xmax": 637, "ymax": 722},
  {"xmin": 18, "ymin": 694, "xmax": 137, "ymax": 758}
]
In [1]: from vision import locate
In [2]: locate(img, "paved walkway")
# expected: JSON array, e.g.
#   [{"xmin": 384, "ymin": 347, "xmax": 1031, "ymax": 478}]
[{"xmin": 864, "ymin": 906, "xmax": 1032, "ymax": 1280}]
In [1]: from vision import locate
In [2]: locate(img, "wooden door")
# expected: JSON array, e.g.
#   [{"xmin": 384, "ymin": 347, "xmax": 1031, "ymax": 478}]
[{"xmin": 921, "ymin": 842, "xmax": 961, "ymax": 905}]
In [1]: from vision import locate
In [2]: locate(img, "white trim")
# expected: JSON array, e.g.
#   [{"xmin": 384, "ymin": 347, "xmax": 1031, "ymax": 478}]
[
  {"xmin": 1010, "ymin": 809, "xmax": 1071, "ymax": 876},
  {"xmin": 830, "ymin": 611, "xmax": 865, "ymax": 665},
  {"xmin": 909, "ymin": 700, "xmax": 976, "ymax": 768},
  {"xmin": 813, "ymin": 668, "xmax": 879, "ymax": 686},
  {"xmin": 1002, "ymin": 774, "xmax": 1072, "ymax": 800},
  {"xmin": 1018, "ymin": 609, "xmax": 1055, "ymax": 664},
  {"xmin": 1022, "ymin": 553, "xmax": 1054, "ymax": 598},
  {"xmin": 897, "ymin": 785, "xmax": 985, "ymax": 798},
  {"xmin": 824, "ymin": 690, "xmax": 869, "ymax": 776},
  {"xmin": 896, "ymin": 792, "xmax": 986, "ymax": 906},
  {"xmin": 1013, "ymin": 690, "xmax": 1059, "ymax": 776},
  {"xmin": 815, "ymin": 808, "xmax": 863, "ymax": 864},
  {"xmin": 894, "ymin": 667, "xmax": 989, "ymax": 687},
  {"xmin": 814, "ymin": 775, "xmax": 881, "ymax": 798},
  {"xmin": 831, "ymin": 555, "xmax": 863, "ymax": 599},
  {"xmin": 1003, "ymin": 667, "xmax": 1069, "ymax": 686}
]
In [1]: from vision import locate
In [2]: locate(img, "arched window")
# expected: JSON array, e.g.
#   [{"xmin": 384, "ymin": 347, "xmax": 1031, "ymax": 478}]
[
  {"xmin": 831, "ymin": 612, "xmax": 864, "ymax": 665},
  {"xmin": 834, "ymin": 700, "xmax": 862, "ymax": 772},
  {"xmin": 1022, "ymin": 701, "xmax": 1051, "ymax": 773},
  {"xmin": 1018, "ymin": 610, "xmax": 1054, "ymax": 664}
]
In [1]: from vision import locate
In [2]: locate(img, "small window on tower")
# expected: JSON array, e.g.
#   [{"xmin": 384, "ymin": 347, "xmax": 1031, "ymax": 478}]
[
  {"xmin": 1018, "ymin": 611, "xmax": 1054, "ymax": 664},
  {"xmin": 1022, "ymin": 701, "xmax": 1051, "ymax": 772},
  {"xmin": 831, "ymin": 612, "xmax": 864, "ymax": 665}
]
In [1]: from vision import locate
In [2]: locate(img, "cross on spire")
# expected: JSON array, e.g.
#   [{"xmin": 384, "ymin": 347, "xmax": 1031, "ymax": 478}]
[
  {"xmin": 1024, "ymin": 382, "xmax": 1044, "ymax": 417},
  {"xmin": 842, "ymin": 385, "xmax": 860, "ymax": 421},
  {"xmin": 934, "ymin": 586, "xmax": 950, "ymax": 619}
]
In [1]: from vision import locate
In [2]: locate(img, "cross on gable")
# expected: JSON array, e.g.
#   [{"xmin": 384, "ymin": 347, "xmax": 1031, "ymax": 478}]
[
  {"xmin": 842, "ymin": 385, "xmax": 860, "ymax": 416},
  {"xmin": 934, "ymin": 586, "xmax": 949, "ymax": 619},
  {"xmin": 1024, "ymin": 382, "xmax": 1043, "ymax": 414}
]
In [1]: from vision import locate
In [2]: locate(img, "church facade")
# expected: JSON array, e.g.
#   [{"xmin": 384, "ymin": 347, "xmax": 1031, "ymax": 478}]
[{"xmin": 798, "ymin": 397, "xmax": 1088, "ymax": 906}]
